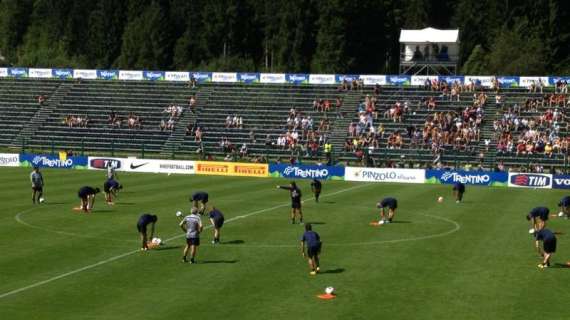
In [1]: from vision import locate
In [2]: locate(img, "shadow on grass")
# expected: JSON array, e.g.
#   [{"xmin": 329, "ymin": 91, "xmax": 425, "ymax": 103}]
[
  {"xmin": 319, "ymin": 268, "xmax": 345, "ymax": 274},
  {"xmin": 45, "ymin": 202, "xmax": 66, "ymax": 205},
  {"xmin": 389, "ymin": 220, "xmax": 411, "ymax": 224},
  {"xmin": 322, "ymin": 201, "xmax": 336, "ymax": 204},
  {"xmin": 156, "ymin": 245, "xmax": 183, "ymax": 251},
  {"xmin": 553, "ymin": 263, "xmax": 570, "ymax": 268},
  {"xmin": 223, "ymin": 240, "xmax": 245, "ymax": 245},
  {"xmin": 201, "ymin": 260, "xmax": 239, "ymax": 264},
  {"xmin": 116, "ymin": 202, "xmax": 136, "ymax": 205},
  {"xmin": 306, "ymin": 222, "xmax": 326, "ymax": 225}
]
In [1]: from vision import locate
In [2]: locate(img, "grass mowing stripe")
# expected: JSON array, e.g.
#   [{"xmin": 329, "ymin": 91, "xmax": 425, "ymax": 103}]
[{"xmin": 0, "ymin": 182, "xmax": 371, "ymax": 300}]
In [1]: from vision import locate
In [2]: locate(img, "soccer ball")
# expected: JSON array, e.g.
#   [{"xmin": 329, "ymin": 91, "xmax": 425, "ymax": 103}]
[
  {"xmin": 175, "ymin": 211, "xmax": 183, "ymax": 217},
  {"xmin": 437, "ymin": 196, "xmax": 444, "ymax": 203},
  {"xmin": 39, "ymin": 197, "xmax": 45, "ymax": 203},
  {"xmin": 151, "ymin": 238, "xmax": 162, "ymax": 245},
  {"xmin": 529, "ymin": 228, "xmax": 535, "ymax": 234},
  {"xmin": 559, "ymin": 211, "xmax": 565, "ymax": 217},
  {"xmin": 325, "ymin": 287, "xmax": 335, "ymax": 295}
]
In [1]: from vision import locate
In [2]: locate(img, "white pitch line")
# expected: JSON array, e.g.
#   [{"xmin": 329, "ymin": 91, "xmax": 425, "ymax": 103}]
[{"xmin": 1, "ymin": 183, "xmax": 370, "ymax": 300}]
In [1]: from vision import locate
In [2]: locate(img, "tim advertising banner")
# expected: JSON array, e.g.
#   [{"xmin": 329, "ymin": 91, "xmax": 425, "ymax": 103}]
[
  {"xmin": 425, "ymin": 170, "xmax": 508, "ymax": 187},
  {"xmin": 345, "ymin": 167, "xmax": 424, "ymax": 183},
  {"xmin": 20, "ymin": 153, "xmax": 87, "ymax": 169},
  {"xmin": 0, "ymin": 153, "xmax": 20, "ymax": 167},
  {"xmin": 553, "ymin": 175, "xmax": 570, "ymax": 189},
  {"xmin": 508, "ymin": 172, "xmax": 552, "ymax": 189},
  {"xmin": 269, "ymin": 164, "xmax": 344, "ymax": 180},
  {"xmin": 195, "ymin": 161, "xmax": 268, "ymax": 178}
]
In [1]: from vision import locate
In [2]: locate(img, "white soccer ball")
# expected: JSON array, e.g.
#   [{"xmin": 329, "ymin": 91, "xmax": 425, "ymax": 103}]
[
  {"xmin": 437, "ymin": 196, "xmax": 444, "ymax": 203},
  {"xmin": 39, "ymin": 197, "xmax": 45, "ymax": 203},
  {"xmin": 529, "ymin": 228, "xmax": 535, "ymax": 234},
  {"xmin": 176, "ymin": 211, "xmax": 183, "ymax": 217},
  {"xmin": 559, "ymin": 211, "xmax": 565, "ymax": 217},
  {"xmin": 167, "ymin": 173, "xmax": 172, "ymax": 176},
  {"xmin": 325, "ymin": 287, "xmax": 335, "ymax": 295},
  {"xmin": 378, "ymin": 220, "xmax": 385, "ymax": 225},
  {"xmin": 151, "ymin": 237, "xmax": 162, "ymax": 245}
]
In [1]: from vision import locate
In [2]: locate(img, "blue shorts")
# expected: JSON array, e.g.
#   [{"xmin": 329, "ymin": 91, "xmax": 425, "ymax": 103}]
[
  {"xmin": 186, "ymin": 238, "xmax": 200, "ymax": 246},
  {"xmin": 307, "ymin": 243, "xmax": 321, "ymax": 258},
  {"xmin": 544, "ymin": 238, "xmax": 557, "ymax": 253},
  {"xmin": 214, "ymin": 219, "xmax": 224, "ymax": 229}
]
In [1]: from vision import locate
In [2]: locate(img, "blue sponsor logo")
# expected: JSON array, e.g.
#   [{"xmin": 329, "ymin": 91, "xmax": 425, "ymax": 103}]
[
  {"xmin": 387, "ymin": 75, "xmax": 411, "ymax": 85},
  {"xmin": 497, "ymin": 76, "xmax": 519, "ymax": 87},
  {"xmin": 269, "ymin": 164, "xmax": 344, "ymax": 180},
  {"xmin": 20, "ymin": 153, "xmax": 88, "ymax": 169},
  {"xmin": 286, "ymin": 74, "xmax": 309, "ymax": 84},
  {"xmin": 550, "ymin": 76, "xmax": 570, "ymax": 86},
  {"xmin": 553, "ymin": 175, "xmax": 570, "ymax": 189},
  {"xmin": 9, "ymin": 68, "xmax": 28, "ymax": 78},
  {"xmin": 425, "ymin": 170, "xmax": 507, "ymax": 186},
  {"xmin": 335, "ymin": 74, "xmax": 359, "ymax": 83},
  {"xmin": 439, "ymin": 76, "xmax": 464, "ymax": 84},
  {"xmin": 97, "ymin": 70, "xmax": 119, "ymax": 80},
  {"xmin": 191, "ymin": 72, "xmax": 212, "ymax": 83},
  {"xmin": 144, "ymin": 71, "xmax": 165, "ymax": 81},
  {"xmin": 238, "ymin": 73, "xmax": 259, "ymax": 83},
  {"xmin": 52, "ymin": 69, "xmax": 73, "ymax": 79}
]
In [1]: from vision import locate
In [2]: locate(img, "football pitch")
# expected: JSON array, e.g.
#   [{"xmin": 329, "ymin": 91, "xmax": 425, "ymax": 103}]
[{"xmin": 1, "ymin": 167, "xmax": 570, "ymax": 319}]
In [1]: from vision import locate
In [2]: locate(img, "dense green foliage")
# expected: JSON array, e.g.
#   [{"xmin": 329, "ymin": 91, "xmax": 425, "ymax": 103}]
[
  {"xmin": 1, "ymin": 168, "xmax": 570, "ymax": 319},
  {"xmin": 0, "ymin": 0, "xmax": 568, "ymax": 74}
]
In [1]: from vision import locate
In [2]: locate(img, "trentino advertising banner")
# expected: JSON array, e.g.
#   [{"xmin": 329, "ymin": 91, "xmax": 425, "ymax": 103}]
[
  {"xmin": 269, "ymin": 164, "xmax": 345, "ymax": 180},
  {"xmin": 425, "ymin": 170, "xmax": 508, "ymax": 187},
  {"xmin": 20, "ymin": 153, "xmax": 88, "ymax": 169}
]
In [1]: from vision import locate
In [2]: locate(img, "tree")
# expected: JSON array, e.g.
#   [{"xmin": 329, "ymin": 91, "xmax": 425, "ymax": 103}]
[
  {"xmin": 311, "ymin": 0, "xmax": 349, "ymax": 73},
  {"xmin": 0, "ymin": 0, "xmax": 33, "ymax": 64}
]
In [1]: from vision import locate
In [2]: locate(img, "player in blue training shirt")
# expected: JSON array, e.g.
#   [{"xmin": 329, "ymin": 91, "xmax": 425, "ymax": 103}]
[
  {"xmin": 300, "ymin": 223, "xmax": 322, "ymax": 275},
  {"xmin": 453, "ymin": 182, "xmax": 466, "ymax": 203},
  {"xmin": 77, "ymin": 186, "xmax": 100, "ymax": 212},
  {"xmin": 277, "ymin": 181, "xmax": 303, "ymax": 224},
  {"xmin": 535, "ymin": 228, "xmax": 557, "ymax": 268},
  {"xmin": 103, "ymin": 179, "xmax": 122, "ymax": 205},
  {"xmin": 377, "ymin": 197, "xmax": 398, "ymax": 224},
  {"xmin": 208, "ymin": 207, "xmax": 225, "ymax": 244},
  {"xmin": 191, "ymin": 191, "xmax": 209, "ymax": 213},
  {"xmin": 526, "ymin": 206, "xmax": 549, "ymax": 233},
  {"xmin": 557, "ymin": 196, "xmax": 570, "ymax": 218},
  {"xmin": 137, "ymin": 213, "xmax": 157, "ymax": 251}
]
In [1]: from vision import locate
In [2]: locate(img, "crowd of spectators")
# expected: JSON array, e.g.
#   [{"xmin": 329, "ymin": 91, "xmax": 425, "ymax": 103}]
[{"xmin": 63, "ymin": 114, "xmax": 89, "ymax": 128}]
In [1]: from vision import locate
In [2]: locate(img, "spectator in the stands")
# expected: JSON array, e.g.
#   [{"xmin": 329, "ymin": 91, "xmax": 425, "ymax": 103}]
[
  {"xmin": 239, "ymin": 143, "xmax": 248, "ymax": 159},
  {"xmin": 335, "ymin": 97, "xmax": 343, "ymax": 119},
  {"xmin": 166, "ymin": 117, "xmax": 175, "ymax": 131},
  {"xmin": 108, "ymin": 110, "xmax": 117, "ymax": 126},
  {"xmin": 185, "ymin": 122, "xmax": 193, "ymax": 136},
  {"xmin": 189, "ymin": 95, "xmax": 197, "ymax": 113},
  {"xmin": 37, "ymin": 95, "xmax": 47, "ymax": 105},
  {"xmin": 160, "ymin": 119, "xmax": 166, "ymax": 132},
  {"xmin": 225, "ymin": 115, "xmax": 232, "ymax": 128},
  {"xmin": 194, "ymin": 127, "xmax": 202, "ymax": 142},
  {"xmin": 249, "ymin": 130, "xmax": 256, "ymax": 143}
]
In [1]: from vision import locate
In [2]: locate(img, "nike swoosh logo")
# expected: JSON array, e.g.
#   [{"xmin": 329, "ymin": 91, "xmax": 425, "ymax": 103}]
[{"xmin": 130, "ymin": 163, "xmax": 148, "ymax": 169}]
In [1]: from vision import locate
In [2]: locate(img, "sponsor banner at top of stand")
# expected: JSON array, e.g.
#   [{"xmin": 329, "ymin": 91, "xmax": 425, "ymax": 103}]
[
  {"xmin": 508, "ymin": 172, "xmax": 552, "ymax": 189},
  {"xmin": 73, "ymin": 69, "xmax": 97, "ymax": 79},
  {"xmin": 345, "ymin": 167, "xmax": 424, "ymax": 183},
  {"xmin": 309, "ymin": 74, "xmax": 335, "ymax": 85},
  {"xmin": 97, "ymin": 70, "xmax": 119, "ymax": 80},
  {"xmin": 438, "ymin": 75, "xmax": 464, "ymax": 84},
  {"xmin": 360, "ymin": 75, "xmax": 386, "ymax": 86},
  {"xmin": 335, "ymin": 74, "xmax": 360, "ymax": 83},
  {"xmin": 269, "ymin": 164, "xmax": 344, "ymax": 180},
  {"xmin": 195, "ymin": 161, "xmax": 268, "ymax": 177},
  {"xmin": 519, "ymin": 76, "xmax": 550, "ymax": 87},
  {"xmin": 238, "ymin": 73, "xmax": 260, "ymax": 83},
  {"xmin": 0, "ymin": 68, "xmax": 8, "ymax": 77},
  {"xmin": 20, "ymin": 153, "xmax": 87, "ymax": 169},
  {"xmin": 9, "ymin": 68, "xmax": 28, "ymax": 78},
  {"xmin": 411, "ymin": 75, "xmax": 438, "ymax": 86},
  {"xmin": 190, "ymin": 72, "xmax": 211, "ymax": 83},
  {"xmin": 550, "ymin": 76, "xmax": 570, "ymax": 86},
  {"xmin": 426, "ymin": 170, "xmax": 508, "ymax": 186},
  {"xmin": 29, "ymin": 68, "xmax": 53, "ymax": 78},
  {"xmin": 286, "ymin": 74, "xmax": 309, "ymax": 84},
  {"xmin": 553, "ymin": 175, "xmax": 570, "ymax": 189},
  {"xmin": 212, "ymin": 72, "xmax": 238, "ymax": 83},
  {"xmin": 165, "ymin": 71, "xmax": 189, "ymax": 82},
  {"xmin": 387, "ymin": 75, "xmax": 411, "ymax": 86},
  {"xmin": 144, "ymin": 71, "xmax": 165, "ymax": 81},
  {"xmin": 464, "ymin": 75, "xmax": 493, "ymax": 87},
  {"xmin": 260, "ymin": 73, "xmax": 286, "ymax": 84},
  {"xmin": 119, "ymin": 70, "xmax": 144, "ymax": 81},
  {"xmin": 0, "ymin": 153, "xmax": 19, "ymax": 167},
  {"xmin": 52, "ymin": 68, "xmax": 73, "ymax": 79},
  {"xmin": 497, "ymin": 76, "xmax": 519, "ymax": 88}
]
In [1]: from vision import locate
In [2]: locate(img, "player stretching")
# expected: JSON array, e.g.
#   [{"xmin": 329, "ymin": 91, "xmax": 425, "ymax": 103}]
[
  {"xmin": 377, "ymin": 197, "xmax": 398, "ymax": 224},
  {"xmin": 208, "ymin": 207, "xmax": 225, "ymax": 244},
  {"xmin": 300, "ymin": 223, "xmax": 322, "ymax": 275},
  {"xmin": 557, "ymin": 196, "xmax": 570, "ymax": 218},
  {"xmin": 191, "ymin": 191, "xmax": 209, "ymax": 213},
  {"xmin": 535, "ymin": 228, "xmax": 557, "ymax": 268},
  {"xmin": 277, "ymin": 181, "xmax": 303, "ymax": 224},
  {"xmin": 453, "ymin": 182, "xmax": 465, "ymax": 203},
  {"xmin": 181, "ymin": 208, "xmax": 203, "ymax": 263},
  {"xmin": 77, "ymin": 186, "xmax": 100, "ymax": 212},
  {"xmin": 526, "ymin": 206, "xmax": 549, "ymax": 233},
  {"xmin": 30, "ymin": 166, "xmax": 44, "ymax": 204},
  {"xmin": 137, "ymin": 213, "xmax": 157, "ymax": 251},
  {"xmin": 103, "ymin": 179, "xmax": 122, "ymax": 205},
  {"xmin": 311, "ymin": 179, "xmax": 322, "ymax": 203}
]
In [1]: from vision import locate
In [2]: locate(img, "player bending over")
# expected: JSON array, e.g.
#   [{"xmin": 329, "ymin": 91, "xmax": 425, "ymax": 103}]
[
  {"xmin": 181, "ymin": 207, "xmax": 203, "ymax": 263},
  {"xmin": 535, "ymin": 228, "xmax": 557, "ymax": 268},
  {"xmin": 277, "ymin": 181, "xmax": 303, "ymax": 224},
  {"xmin": 557, "ymin": 196, "xmax": 570, "ymax": 218},
  {"xmin": 137, "ymin": 213, "xmax": 157, "ymax": 251},
  {"xmin": 30, "ymin": 166, "xmax": 44, "ymax": 204},
  {"xmin": 208, "ymin": 206, "xmax": 225, "ymax": 244},
  {"xmin": 77, "ymin": 186, "xmax": 100, "ymax": 212},
  {"xmin": 377, "ymin": 197, "xmax": 398, "ymax": 224},
  {"xmin": 104, "ymin": 179, "xmax": 122, "ymax": 205},
  {"xmin": 453, "ymin": 182, "xmax": 465, "ymax": 203},
  {"xmin": 191, "ymin": 191, "xmax": 209, "ymax": 213},
  {"xmin": 526, "ymin": 206, "xmax": 549, "ymax": 233},
  {"xmin": 311, "ymin": 179, "xmax": 322, "ymax": 203},
  {"xmin": 300, "ymin": 223, "xmax": 322, "ymax": 276}
]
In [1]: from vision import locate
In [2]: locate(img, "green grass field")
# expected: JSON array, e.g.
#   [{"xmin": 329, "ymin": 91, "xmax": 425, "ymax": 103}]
[{"xmin": 1, "ymin": 167, "xmax": 570, "ymax": 319}]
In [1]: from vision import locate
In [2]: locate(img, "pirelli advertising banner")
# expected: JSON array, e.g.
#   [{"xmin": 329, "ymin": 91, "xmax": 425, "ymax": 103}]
[{"xmin": 195, "ymin": 161, "xmax": 268, "ymax": 178}]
